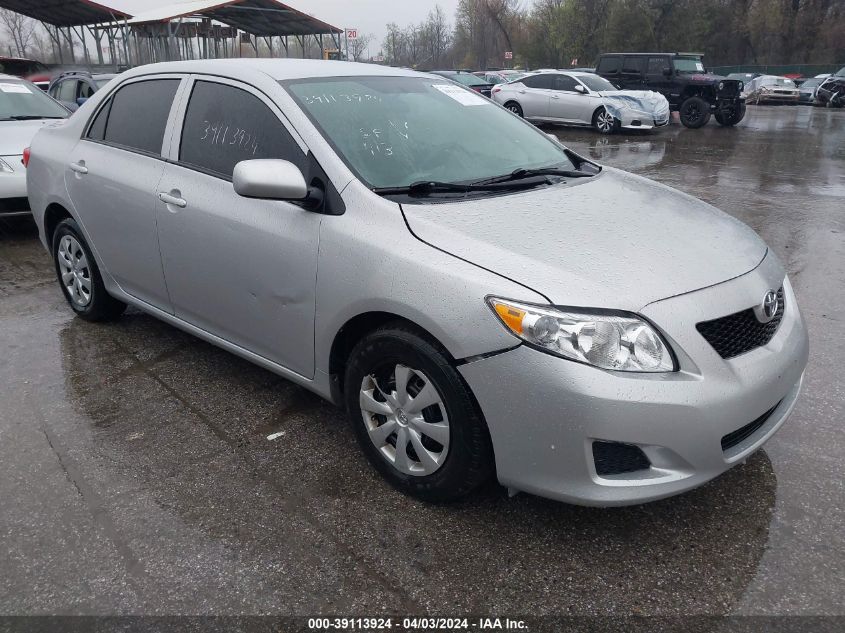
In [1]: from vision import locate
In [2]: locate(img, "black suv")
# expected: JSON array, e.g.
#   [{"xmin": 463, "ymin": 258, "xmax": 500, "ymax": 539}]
[{"xmin": 596, "ymin": 53, "xmax": 745, "ymax": 128}]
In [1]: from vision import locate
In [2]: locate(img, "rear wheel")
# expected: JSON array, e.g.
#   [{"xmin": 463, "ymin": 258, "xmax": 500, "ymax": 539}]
[
  {"xmin": 504, "ymin": 101, "xmax": 523, "ymax": 117},
  {"xmin": 52, "ymin": 218, "xmax": 126, "ymax": 322},
  {"xmin": 344, "ymin": 323, "xmax": 494, "ymax": 502},
  {"xmin": 592, "ymin": 107, "xmax": 618, "ymax": 134},
  {"xmin": 679, "ymin": 96, "xmax": 711, "ymax": 128}
]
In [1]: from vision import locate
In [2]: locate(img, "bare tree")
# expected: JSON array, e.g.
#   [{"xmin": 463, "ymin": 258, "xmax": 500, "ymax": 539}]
[
  {"xmin": 0, "ymin": 8, "xmax": 37, "ymax": 57},
  {"xmin": 349, "ymin": 32, "xmax": 374, "ymax": 61}
]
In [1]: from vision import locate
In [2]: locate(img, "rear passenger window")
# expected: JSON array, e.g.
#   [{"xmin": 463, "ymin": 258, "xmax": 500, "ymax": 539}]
[
  {"xmin": 622, "ymin": 57, "xmax": 646, "ymax": 74},
  {"xmin": 97, "ymin": 79, "xmax": 180, "ymax": 155},
  {"xmin": 597, "ymin": 57, "xmax": 620, "ymax": 74},
  {"xmin": 179, "ymin": 81, "xmax": 304, "ymax": 179},
  {"xmin": 522, "ymin": 74, "xmax": 553, "ymax": 90}
]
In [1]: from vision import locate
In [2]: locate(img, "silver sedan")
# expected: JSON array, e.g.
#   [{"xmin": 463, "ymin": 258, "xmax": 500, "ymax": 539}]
[{"xmin": 26, "ymin": 60, "xmax": 808, "ymax": 506}]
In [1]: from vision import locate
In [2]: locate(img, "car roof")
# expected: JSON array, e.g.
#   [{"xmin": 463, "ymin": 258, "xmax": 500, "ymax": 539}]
[{"xmin": 123, "ymin": 59, "xmax": 422, "ymax": 81}]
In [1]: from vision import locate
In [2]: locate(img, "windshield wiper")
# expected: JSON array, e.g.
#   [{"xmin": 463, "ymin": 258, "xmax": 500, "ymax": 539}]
[
  {"xmin": 373, "ymin": 178, "xmax": 547, "ymax": 197},
  {"xmin": 472, "ymin": 167, "xmax": 595, "ymax": 186},
  {"xmin": 3, "ymin": 115, "xmax": 65, "ymax": 121}
]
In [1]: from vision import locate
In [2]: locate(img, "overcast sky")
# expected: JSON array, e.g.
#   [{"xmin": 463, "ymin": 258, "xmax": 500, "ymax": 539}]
[{"xmin": 106, "ymin": 1, "xmax": 462, "ymax": 55}]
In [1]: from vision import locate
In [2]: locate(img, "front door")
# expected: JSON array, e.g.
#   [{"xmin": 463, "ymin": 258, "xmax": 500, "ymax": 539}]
[
  {"xmin": 65, "ymin": 77, "xmax": 182, "ymax": 311},
  {"xmin": 548, "ymin": 74, "xmax": 595, "ymax": 124},
  {"xmin": 155, "ymin": 77, "xmax": 321, "ymax": 378}
]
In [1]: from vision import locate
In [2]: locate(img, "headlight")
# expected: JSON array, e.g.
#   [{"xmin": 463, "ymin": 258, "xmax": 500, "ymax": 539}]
[
  {"xmin": 739, "ymin": 82, "xmax": 744, "ymax": 91},
  {"xmin": 718, "ymin": 81, "xmax": 725, "ymax": 91},
  {"xmin": 0, "ymin": 157, "xmax": 15, "ymax": 173},
  {"xmin": 488, "ymin": 298, "xmax": 676, "ymax": 372}
]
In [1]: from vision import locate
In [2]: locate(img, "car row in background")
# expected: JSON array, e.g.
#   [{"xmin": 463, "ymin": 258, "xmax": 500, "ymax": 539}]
[
  {"xmin": 491, "ymin": 70, "xmax": 670, "ymax": 134},
  {"xmin": 48, "ymin": 71, "xmax": 116, "ymax": 111},
  {"xmin": 429, "ymin": 70, "xmax": 495, "ymax": 97},
  {"xmin": 0, "ymin": 74, "xmax": 69, "ymax": 218}
]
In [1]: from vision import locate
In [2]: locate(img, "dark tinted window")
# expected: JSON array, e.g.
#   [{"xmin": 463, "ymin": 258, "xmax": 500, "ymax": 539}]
[
  {"xmin": 647, "ymin": 57, "xmax": 667, "ymax": 74},
  {"xmin": 553, "ymin": 75, "xmax": 577, "ymax": 91},
  {"xmin": 622, "ymin": 57, "xmax": 645, "ymax": 74},
  {"xmin": 597, "ymin": 56, "xmax": 620, "ymax": 74},
  {"xmin": 522, "ymin": 74, "xmax": 553, "ymax": 89},
  {"xmin": 87, "ymin": 99, "xmax": 111, "ymax": 141},
  {"xmin": 101, "ymin": 79, "xmax": 179, "ymax": 155},
  {"xmin": 179, "ymin": 80, "xmax": 303, "ymax": 178}
]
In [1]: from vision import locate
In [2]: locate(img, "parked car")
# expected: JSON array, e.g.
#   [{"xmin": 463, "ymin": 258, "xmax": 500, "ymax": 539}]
[
  {"xmin": 0, "ymin": 74, "xmax": 68, "ymax": 217},
  {"xmin": 596, "ymin": 52, "xmax": 745, "ymax": 128},
  {"xmin": 26, "ymin": 59, "xmax": 808, "ymax": 506},
  {"xmin": 492, "ymin": 70, "xmax": 670, "ymax": 134},
  {"xmin": 0, "ymin": 56, "xmax": 51, "ymax": 90},
  {"xmin": 49, "ymin": 71, "xmax": 116, "ymax": 111},
  {"xmin": 797, "ymin": 77, "xmax": 825, "ymax": 104},
  {"xmin": 430, "ymin": 70, "xmax": 495, "ymax": 97},
  {"xmin": 745, "ymin": 75, "xmax": 800, "ymax": 105},
  {"xmin": 814, "ymin": 75, "xmax": 845, "ymax": 107},
  {"xmin": 481, "ymin": 70, "xmax": 526, "ymax": 85}
]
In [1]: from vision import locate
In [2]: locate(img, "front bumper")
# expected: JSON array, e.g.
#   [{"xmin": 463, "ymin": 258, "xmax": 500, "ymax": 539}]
[
  {"xmin": 0, "ymin": 155, "xmax": 30, "ymax": 216},
  {"xmin": 460, "ymin": 256, "xmax": 809, "ymax": 506}
]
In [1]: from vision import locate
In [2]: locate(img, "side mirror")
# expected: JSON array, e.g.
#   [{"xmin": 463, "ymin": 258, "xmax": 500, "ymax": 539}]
[
  {"xmin": 233, "ymin": 159, "xmax": 308, "ymax": 201},
  {"xmin": 662, "ymin": 67, "xmax": 673, "ymax": 77},
  {"xmin": 574, "ymin": 84, "xmax": 586, "ymax": 94}
]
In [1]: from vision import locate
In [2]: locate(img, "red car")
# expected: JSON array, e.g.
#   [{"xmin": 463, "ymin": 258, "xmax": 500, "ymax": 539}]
[{"xmin": 0, "ymin": 57, "xmax": 51, "ymax": 90}]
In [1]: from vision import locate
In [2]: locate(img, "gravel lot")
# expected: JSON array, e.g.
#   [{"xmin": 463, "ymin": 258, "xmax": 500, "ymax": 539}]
[{"xmin": 1, "ymin": 106, "xmax": 843, "ymax": 619}]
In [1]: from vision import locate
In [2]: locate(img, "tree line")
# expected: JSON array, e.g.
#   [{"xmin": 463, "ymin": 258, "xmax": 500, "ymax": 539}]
[{"xmin": 380, "ymin": 0, "xmax": 845, "ymax": 70}]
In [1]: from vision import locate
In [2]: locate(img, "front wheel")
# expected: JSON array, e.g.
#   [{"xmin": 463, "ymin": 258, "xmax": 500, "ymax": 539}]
[
  {"xmin": 679, "ymin": 96, "xmax": 711, "ymax": 128},
  {"xmin": 504, "ymin": 101, "xmax": 523, "ymax": 117},
  {"xmin": 344, "ymin": 323, "xmax": 494, "ymax": 502},
  {"xmin": 52, "ymin": 218, "xmax": 126, "ymax": 322},
  {"xmin": 715, "ymin": 103, "xmax": 745, "ymax": 126},
  {"xmin": 593, "ymin": 107, "xmax": 618, "ymax": 134}
]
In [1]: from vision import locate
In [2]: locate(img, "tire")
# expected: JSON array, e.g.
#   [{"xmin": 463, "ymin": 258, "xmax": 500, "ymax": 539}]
[
  {"xmin": 715, "ymin": 103, "xmax": 745, "ymax": 126},
  {"xmin": 679, "ymin": 96, "xmax": 711, "ymax": 128},
  {"xmin": 344, "ymin": 323, "xmax": 494, "ymax": 502},
  {"xmin": 52, "ymin": 218, "xmax": 126, "ymax": 322},
  {"xmin": 592, "ymin": 107, "xmax": 618, "ymax": 135},
  {"xmin": 504, "ymin": 101, "xmax": 523, "ymax": 117}
]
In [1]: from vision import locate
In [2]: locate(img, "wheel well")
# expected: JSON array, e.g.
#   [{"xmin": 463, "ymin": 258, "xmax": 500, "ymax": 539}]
[
  {"xmin": 681, "ymin": 86, "xmax": 711, "ymax": 101},
  {"xmin": 43, "ymin": 203, "xmax": 72, "ymax": 247},
  {"xmin": 328, "ymin": 312, "xmax": 454, "ymax": 401}
]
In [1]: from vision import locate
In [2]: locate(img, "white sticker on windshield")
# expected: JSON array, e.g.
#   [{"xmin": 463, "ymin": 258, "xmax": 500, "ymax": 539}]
[
  {"xmin": 432, "ymin": 83, "xmax": 489, "ymax": 106},
  {"xmin": 0, "ymin": 83, "xmax": 32, "ymax": 94}
]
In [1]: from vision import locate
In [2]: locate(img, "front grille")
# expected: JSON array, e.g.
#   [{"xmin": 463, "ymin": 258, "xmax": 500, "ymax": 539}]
[
  {"xmin": 696, "ymin": 287, "xmax": 785, "ymax": 359},
  {"xmin": 593, "ymin": 441, "xmax": 650, "ymax": 476},
  {"xmin": 721, "ymin": 401, "xmax": 782, "ymax": 451},
  {"xmin": 0, "ymin": 197, "xmax": 30, "ymax": 213}
]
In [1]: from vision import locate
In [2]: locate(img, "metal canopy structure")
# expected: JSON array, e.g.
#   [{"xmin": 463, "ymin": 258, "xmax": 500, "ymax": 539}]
[
  {"xmin": 127, "ymin": 0, "xmax": 342, "ymax": 37},
  {"xmin": 0, "ymin": 0, "xmax": 128, "ymax": 27},
  {"xmin": 0, "ymin": 0, "xmax": 345, "ymax": 68}
]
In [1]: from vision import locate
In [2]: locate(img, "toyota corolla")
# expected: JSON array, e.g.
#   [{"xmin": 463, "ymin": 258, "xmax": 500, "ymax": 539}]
[{"xmin": 25, "ymin": 60, "xmax": 808, "ymax": 506}]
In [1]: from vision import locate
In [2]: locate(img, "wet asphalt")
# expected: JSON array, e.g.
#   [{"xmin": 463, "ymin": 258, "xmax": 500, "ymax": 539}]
[{"xmin": 0, "ymin": 105, "xmax": 843, "ymax": 617}]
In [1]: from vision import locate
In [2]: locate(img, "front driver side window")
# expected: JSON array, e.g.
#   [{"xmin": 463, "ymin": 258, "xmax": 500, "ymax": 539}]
[
  {"xmin": 178, "ymin": 80, "xmax": 305, "ymax": 179},
  {"xmin": 553, "ymin": 75, "xmax": 577, "ymax": 92}
]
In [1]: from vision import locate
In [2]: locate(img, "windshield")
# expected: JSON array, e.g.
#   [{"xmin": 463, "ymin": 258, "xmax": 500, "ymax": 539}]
[
  {"xmin": 448, "ymin": 73, "xmax": 488, "ymax": 87},
  {"xmin": 0, "ymin": 79, "xmax": 68, "ymax": 120},
  {"xmin": 285, "ymin": 76, "xmax": 574, "ymax": 190},
  {"xmin": 761, "ymin": 77, "xmax": 796, "ymax": 87},
  {"xmin": 0, "ymin": 59, "xmax": 48, "ymax": 76},
  {"xmin": 800, "ymin": 79, "xmax": 821, "ymax": 89},
  {"xmin": 674, "ymin": 57, "xmax": 705, "ymax": 73},
  {"xmin": 577, "ymin": 74, "xmax": 617, "ymax": 92}
]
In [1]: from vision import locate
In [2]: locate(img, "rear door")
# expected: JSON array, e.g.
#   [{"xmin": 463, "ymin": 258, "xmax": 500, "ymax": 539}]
[
  {"xmin": 620, "ymin": 56, "xmax": 647, "ymax": 89},
  {"xmin": 517, "ymin": 74, "xmax": 552, "ymax": 119},
  {"xmin": 155, "ymin": 76, "xmax": 321, "ymax": 378},
  {"xmin": 64, "ymin": 75, "xmax": 183, "ymax": 312}
]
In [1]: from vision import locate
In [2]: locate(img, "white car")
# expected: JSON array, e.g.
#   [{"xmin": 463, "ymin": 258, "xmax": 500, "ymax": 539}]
[
  {"xmin": 492, "ymin": 70, "xmax": 670, "ymax": 134},
  {"xmin": 0, "ymin": 74, "xmax": 68, "ymax": 217}
]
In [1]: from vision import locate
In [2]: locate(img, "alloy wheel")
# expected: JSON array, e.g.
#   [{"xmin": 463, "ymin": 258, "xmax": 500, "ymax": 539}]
[
  {"xmin": 57, "ymin": 235, "xmax": 92, "ymax": 307},
  {"xmin": 359, "ymin": 364, "xmax": 450, "ymax": 476},
  {"xmin": 596, "ymin": 109, "xmax": 615, "ymax": 133}
]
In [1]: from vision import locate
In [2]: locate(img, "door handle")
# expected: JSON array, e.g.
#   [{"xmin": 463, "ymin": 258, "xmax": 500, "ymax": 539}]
[
  {"xmin": 69, "ymin": 161, "xmax": 88, "ymax": 175},
  {"xmin": 158, "ymin": 191, "xmax": 187, "ymax": 208},
  {"xmin": 518, "ymin": 89, "xmax": 526, "ymax": 94},
  {"xmin": 551, "ymin": 94, "xmax": 560, "ymax": 99}
]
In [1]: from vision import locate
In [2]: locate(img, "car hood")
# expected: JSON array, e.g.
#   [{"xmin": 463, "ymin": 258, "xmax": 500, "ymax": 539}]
[
  {"xmin": 401, "ymin": 168, "xmax": 767, "ymax": 310},
  {"xmin": 0, "ymin": 119, "xmax": 57, "ymax": 155}
]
